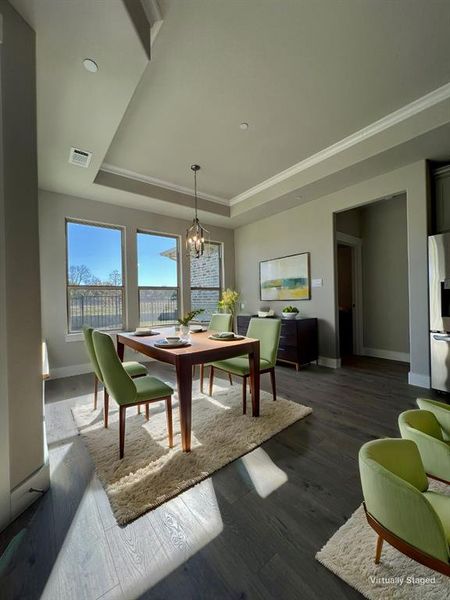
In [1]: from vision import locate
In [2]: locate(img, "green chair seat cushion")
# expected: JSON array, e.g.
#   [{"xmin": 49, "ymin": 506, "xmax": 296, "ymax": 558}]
[
  {"xmin": 134, "ymin": 376, "xmax": 173, "ymax": 403},
  {"xmin": 123, "ymin": 361, "xmax": 147, "ymax": 378},
  {"xmin": 211, "ymin": 356, "xmax": 272, "ymax": 376},
  {"xmin": 423, "ymin": 491, "xmax": 450, "ymax": 548}
]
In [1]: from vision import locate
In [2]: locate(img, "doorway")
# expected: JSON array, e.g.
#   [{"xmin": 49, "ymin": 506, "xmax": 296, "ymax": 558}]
[
  {"xmin": 336, "ymin": 233, "xmax": 363, "ymax": 358},
  {"xmin": 335, "ymin": 195, "xmax": 410, "ymax": 366},
  {"xmin": 337, "ymin": 244, "xmax": 353, "ymax": 356}
]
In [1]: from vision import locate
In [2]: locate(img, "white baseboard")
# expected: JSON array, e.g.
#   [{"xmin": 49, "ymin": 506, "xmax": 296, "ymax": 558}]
[
  {"xmin": 408, "ymin": 372, "xmax": 431, "ymax": 389},
  {"xmin": 363, "ymin": 347, "xmax": 410, "ymax": 363},
  {"xmin": 10, "ymin": 460, "xmax": 50, "ymax": 522},
  {"xmin": 318, "ymin": 356, "xmax": 341, "ymax": 369}
]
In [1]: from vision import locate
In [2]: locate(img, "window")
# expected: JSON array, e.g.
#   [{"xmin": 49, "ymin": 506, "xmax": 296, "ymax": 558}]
[
  {"xmin": 190, "ymin": 242, "xmax": 222, "ymax": 323},
  {"xmin": 137, "ymin": 231, "xmax": 180, "ymax": 326},
  {"xmin": 66, "ymin": 220, "xmax": 124, "ymax": 333}
]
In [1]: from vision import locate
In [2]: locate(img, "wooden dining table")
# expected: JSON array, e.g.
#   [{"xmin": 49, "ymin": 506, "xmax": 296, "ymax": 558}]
[{"xmin": 116, "ymin": 329, "xmax": 261, "ymax": 452}]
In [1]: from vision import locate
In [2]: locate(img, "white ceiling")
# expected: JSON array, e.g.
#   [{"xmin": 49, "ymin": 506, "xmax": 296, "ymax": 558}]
[
  {"xmin": 105, "ymin": 0, "xmax": 450, "ymax": 200},
  {"xmin": 9, "ymin": 0, "xmax": 450, "ymax": 227}
]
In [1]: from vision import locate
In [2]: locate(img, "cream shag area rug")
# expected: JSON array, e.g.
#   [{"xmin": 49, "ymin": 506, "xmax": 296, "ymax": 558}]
[
  {"xmin": 72, "ymin": 384, "xmax": 311, "ymax": 525},
  {"xmin": 316, "ymin": 480, "xmax": 450, "ymax": 599}
]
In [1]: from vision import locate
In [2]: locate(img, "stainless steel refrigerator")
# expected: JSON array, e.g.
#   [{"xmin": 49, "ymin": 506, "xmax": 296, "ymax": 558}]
[{"xmin": 429, "ymin": 233, "xmax": 450, "ymax": 392}]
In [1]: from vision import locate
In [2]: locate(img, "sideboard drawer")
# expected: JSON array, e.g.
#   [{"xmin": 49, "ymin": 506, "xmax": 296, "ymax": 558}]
[
  {"xmin": 279, "ymin": 331, "xmax": 297, "ymax": 346},
  {"xmin": 277, "ymin": 347, "xmax": 298, "ymax": 363}
]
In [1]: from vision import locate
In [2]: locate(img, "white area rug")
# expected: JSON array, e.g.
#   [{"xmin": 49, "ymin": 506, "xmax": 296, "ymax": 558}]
[
  {"xmin": 72, "ymin": 384, "xmax": 311, "ymax": 525},
  {"xmin": 316, "ymin": 480, "xmax": 450, "ymax": 599}
]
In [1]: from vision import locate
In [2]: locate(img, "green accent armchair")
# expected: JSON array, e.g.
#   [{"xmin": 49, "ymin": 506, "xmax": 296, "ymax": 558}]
[
  {"xmin": 92, "ymin": 331, "xmax": 174, "ymax": 458},
  {"xmin": 83, "ymin": 326, "xmax": 147, "ymax": 415},
  {"xmin": 207, "ymin": 318, "xmax": 281, "ymax": 414},
  {"xmin": 399, "ymin": 409, "xmax": 450, "ymax": 484},
  {"xmin": 417, "ymin": 398, "xmax": 450, "ymax": 441},
  {"xmin": 359, "ymin": 438, "xmax": 450, "ymax": 575}
]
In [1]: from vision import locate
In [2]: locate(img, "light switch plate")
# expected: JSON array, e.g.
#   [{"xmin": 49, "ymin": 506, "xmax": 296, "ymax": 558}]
[{"xmin": 312, "ymin": 278, "xmax": 323, "ymax": 288}]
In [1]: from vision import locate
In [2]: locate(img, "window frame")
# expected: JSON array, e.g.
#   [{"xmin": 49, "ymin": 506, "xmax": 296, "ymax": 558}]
[
  {"xmin": 190, "ymin": 241, "xmax": 224, "ymax": 322},
  {"xmin": 136, "ymin": 229, "xmax": 182, "ymax": 327},
  {"xmin": 65, "ymin": 218, "xmax": 126, "ymax": 334}
]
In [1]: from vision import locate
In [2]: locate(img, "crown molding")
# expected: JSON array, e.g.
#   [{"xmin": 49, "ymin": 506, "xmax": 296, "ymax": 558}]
[
  {"xmin": 100, "ymin": 163, "xmax": 229, "ymax": 206},
  {"xmin": 230, "ymin": 82, "xmax": 450, "ymax": 206}
]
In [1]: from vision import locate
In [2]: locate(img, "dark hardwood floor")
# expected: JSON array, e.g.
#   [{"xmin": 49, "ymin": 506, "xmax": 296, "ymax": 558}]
[{"xmin": 0, "ymin": 357, "xmax": 440, "ymax": 600}]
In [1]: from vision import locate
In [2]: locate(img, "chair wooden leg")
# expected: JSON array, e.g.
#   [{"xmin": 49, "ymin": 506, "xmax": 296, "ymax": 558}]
[
  {"xmin": 228, "ymin": 372, "xmax": 233, "ymax": 385},
  {"xmin": 193, "ymin": 365, "xmax": 196, "ymax": 378},
  {"xmin": 104, "ymin": 389, "xmax": 109, "ymax": 428},
  {"xmin": 209, "ymin": 366, "xmax": 214, "ymax": 396},
  {"xmin": 243, "ymin": 376, "xmax": 247, "ymax": 414},
  {"xmin": 200, "ymin": 363, "xmax": 204, "ymax": 393},
  {"xmin": 166, "ymin": 396, "xmax": 173, "ymax": 448},
  {"xmin": 119, "ymin": 406, "xmax": 126, "ymax": 459},
  {"xmin": 375, "ymin": 535, "xmax": 383, "ymax": 564},
  {"xmin": 137, "ymin": 405, "xmax": 141, "ymax": 415},
  {"xmin": 94, "ymin": 374, "xmax": 98, "ymax": 410},
  {"xmin": 145, "ymin": 403, "xmax": 150, "ymax": 421},
  {"xmin": 270, "ymin": 368, "xmax": 277, "ymax": 401}
]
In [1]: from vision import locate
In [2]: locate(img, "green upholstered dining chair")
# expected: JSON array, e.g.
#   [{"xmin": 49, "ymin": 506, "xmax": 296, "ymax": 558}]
[
  {"xmin": 83, "ymin": 326, "xmax": 147, "ymax": 413},
  {"xmin": 399, "ymin": 409, "xmax": 450, "ymax": 484},
  {"xmin": 93, "ymin": 331, "xmax": 174, "ymax": 459},
  {"xmin": 199, "ymin": 313, "xmax": 233, "ymax": 391},
  {"xmin": 417, "ymin": 398, "xmax": 450, "ymax": 441},
  {"xmin": 208, "ymin": 318, "xmax": 281, "ymax": 414},
  {"xmin": 359, "ymin": 438, "xmax": 450, "ymax": 576}
]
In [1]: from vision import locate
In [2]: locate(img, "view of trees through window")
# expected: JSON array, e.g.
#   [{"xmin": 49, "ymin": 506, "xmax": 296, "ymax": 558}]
[
  {"xmin": 137, "ymin": 231, "xmax": 180, "ymax": 326},
  {"xmin": 66, "ymin": 222, "xmax": 222, "ymax": 333},
  {"xmin": 190, "ymin": 242, "xmax": 222, "ymax": 322},
  {"xmin": 66, "ymin": 221, "xmax": 124, "ymax": 332}
]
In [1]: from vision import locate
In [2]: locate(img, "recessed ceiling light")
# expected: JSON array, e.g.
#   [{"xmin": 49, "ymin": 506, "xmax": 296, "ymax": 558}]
[
  {"xmin": 240, "ymin": 122, "xmax": 249, "ymax": 130},
  {"xmin": 83, "ymin": 58, "xmax": 98, "ymax": 73}
]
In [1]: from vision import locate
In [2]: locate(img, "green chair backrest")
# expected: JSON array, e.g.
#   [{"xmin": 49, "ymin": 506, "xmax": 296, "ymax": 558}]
[
  {"xmin": 417, "ymin": 398, "xmax": 450, "ymax": 441},
  {"xmin": 399, "ymin": 409, "xmax": 444, "ymax": 442},
  {"xmin": 209, "ymin": 313, "xmax": 233, "ymax": 332},
  {"xmin": 83, "ymin": 326, "xmax": 103, "ymax": 382},
  {"xmin": 92, "ymin": 331, "xmax": 136, "ymax": 405},
  {"xmin": 359, "ymin": 438, "xmax": 449, "ymax": 563},
  {"xmin": 247, "ymin": 318, "xmax": 281, "ymax": 366}
]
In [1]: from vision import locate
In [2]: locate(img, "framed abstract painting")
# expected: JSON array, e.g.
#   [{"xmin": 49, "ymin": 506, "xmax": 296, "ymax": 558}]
[{"xmin": 260, "ymin": 252, "xmax": 311, "ymax": 301}]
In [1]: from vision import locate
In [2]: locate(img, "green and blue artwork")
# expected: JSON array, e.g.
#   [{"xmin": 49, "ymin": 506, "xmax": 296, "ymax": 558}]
[{"xmin": 260, "ymin": 253, "xmax": 311, "ymax": 301}]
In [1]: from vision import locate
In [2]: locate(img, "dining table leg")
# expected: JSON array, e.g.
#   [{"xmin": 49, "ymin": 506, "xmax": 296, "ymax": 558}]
[
  {"xmin": 249, "ymin": 341, "xmax": 260, "ymax": 417},
  {"xmin": 117, "ymin": 339, "xmax": 124, "ymax": 361},
  {"xmin": 176, "ymin": 359, "xmax": 193, "ymax": 452}
]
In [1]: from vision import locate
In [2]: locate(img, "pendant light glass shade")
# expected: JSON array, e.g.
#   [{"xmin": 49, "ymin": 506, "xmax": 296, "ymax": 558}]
[{"xmin": 186, "ymin": 164, "xmax": 210, "ymax": 258}]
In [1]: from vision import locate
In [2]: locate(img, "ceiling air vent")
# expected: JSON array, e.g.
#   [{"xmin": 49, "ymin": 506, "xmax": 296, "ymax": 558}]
[{"xmin": 68, "ymin": 147, "xmax": 92, "ymax": 168}]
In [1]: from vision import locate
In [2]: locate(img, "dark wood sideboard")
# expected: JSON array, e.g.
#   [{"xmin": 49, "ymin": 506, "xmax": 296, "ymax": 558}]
[{"xmin": 237, "ymin": 315, "xmax": 318, "ymax": 371}]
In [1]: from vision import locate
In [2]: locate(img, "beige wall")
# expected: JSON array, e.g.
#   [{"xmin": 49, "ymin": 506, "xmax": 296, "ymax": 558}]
[
  {"xmin": 39, "ymin": 190, "xmax": 235, "ymax": 374},
  {"xmin": 360, "ymin": 196, "xmax": 410, "ymax": 356},
  {"xmin": 0, "ymin": 0, "xmax": 44, "ymax": 522},
  {"xmin": 235, "ymin": 161, "xmax": 429, "ymax": 385}
]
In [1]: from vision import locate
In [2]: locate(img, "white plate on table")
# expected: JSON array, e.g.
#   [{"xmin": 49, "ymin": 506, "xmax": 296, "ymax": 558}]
[
  {"xmin": 154, "ymin": 340, "xmax": 191, "ymax": 349},
  {"xmin": 208, "ymin": 334, "xmax": 245, "ymax": 341},
  {"xmin": 189, "ymin": 327, "xmax": 207, "ymax": 333}
]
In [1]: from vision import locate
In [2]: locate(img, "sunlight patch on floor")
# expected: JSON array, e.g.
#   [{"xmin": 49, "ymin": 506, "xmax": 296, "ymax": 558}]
[{"xmin": 241, "ymin": 447, "xmax": 288, "ymax": 498}]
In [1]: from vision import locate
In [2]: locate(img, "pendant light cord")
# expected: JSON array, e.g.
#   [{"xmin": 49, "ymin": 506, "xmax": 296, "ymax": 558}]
[{"xmin": 194, "ymin": 168, "xmax": 198, "ymax": 220}]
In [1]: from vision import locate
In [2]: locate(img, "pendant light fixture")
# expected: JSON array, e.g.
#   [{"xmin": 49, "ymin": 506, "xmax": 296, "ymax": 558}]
[{"xmin": 186, "ymin": 164, "xmax": 209, "ymax": 258}]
